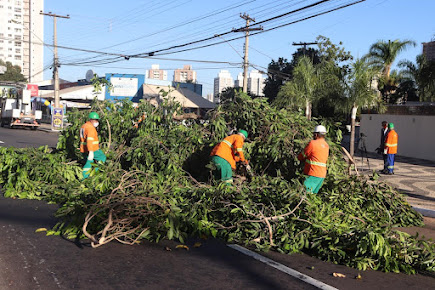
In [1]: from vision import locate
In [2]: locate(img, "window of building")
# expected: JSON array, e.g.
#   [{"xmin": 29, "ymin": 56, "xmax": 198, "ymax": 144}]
[
  {"xmin": 15, "ymin": 55, "xmax": 21, "ymax": 60},
  {"xmin": 15, "ymin": 48, "xmax": 20, "ymax": 53},
  {"xmin": 14, "ymin": 7, "xmax": 21, "ymax": 12},
  {"xmin": 15, "ymin": 41, "xmax": 21, "ymax": 46},
  {"xmin": 0, "ymin": 40, "xmax": 3, "ymax": 43},
  {"xmin": 14, "ymin": 35, "xmax": 20, "ymax": 40},
  {"xmin": 14, "ymin": 28, "xmax": 21, "ymax": 33},
  {"xmin": 8, "ymin": 34, "xmax": 12, "ymax": 37}
]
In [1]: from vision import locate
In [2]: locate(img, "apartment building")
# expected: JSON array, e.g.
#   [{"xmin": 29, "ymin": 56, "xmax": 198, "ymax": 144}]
[
  {"xmin": 0, "ymin": 0, "xmax": 44, "ymax": 82},
  {"xmin": 173, "ymin": 64, "xmax": 197, "ymax": 83},
  {"xmin": 213, "ymin": 70, "xmax": 233, "ymax": 103},
  {"xmin": 146, "ymin": 64, "xmax": 168, "ymax": 80},
  {"xmin": 234, "ymin": 70, "xmax": 265, "ymax": 96},
  {"xmin": 247, "ymin": 70, "xmax": 265, "ymax": 96}
]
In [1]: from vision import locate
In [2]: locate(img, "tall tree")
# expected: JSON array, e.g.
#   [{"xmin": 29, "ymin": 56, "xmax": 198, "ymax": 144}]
[
  {"xmin": 263, "ymin": 57, "xmax": 293, "ymax": 103},
  {"xmin": 365, "ymin": 39, "xmax": 416, "ymax": 103},
  {"xmin": 344, "ymin": 58, "xmax": 381, "ymax": 157},
  {"xmin": 274, "ymin": 56, "xmax": 321, "ymax": 120},
  {"xmin": 0, "ymin": 60, "xmax": 27, "ymax": 82},
  {"xmin": 399, "ymin": 55, "xmax": 435, "ymax": 102},
  {"xmin": 263, "ymin": 47, "xmax": 321, "ymax": 103}
]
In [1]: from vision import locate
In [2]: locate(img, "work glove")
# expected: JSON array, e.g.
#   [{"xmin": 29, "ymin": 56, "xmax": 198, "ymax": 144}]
[
  {"xmin": 383, "ymin": 148, "xmax": 388, "ymax": 155},
  {"xmin": 87, "ymin": 151, "xmax": 95, "ymax": 161}
]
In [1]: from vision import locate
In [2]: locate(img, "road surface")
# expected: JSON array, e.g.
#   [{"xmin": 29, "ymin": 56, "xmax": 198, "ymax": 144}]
[
  {"xmin": 0, "ymin": 127, "xmax": 59, "ymax": 148},
  {"xmin": 0, "ymin": 128, "xmax": 434, "ymax": 289}
]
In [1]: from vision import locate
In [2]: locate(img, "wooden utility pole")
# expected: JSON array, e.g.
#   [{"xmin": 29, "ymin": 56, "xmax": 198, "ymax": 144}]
[
  {"xmin": 40, "ymin": 12, "xmax": 70, "ymax": 109},
  {"xmin": 233, "ymin": 14, "xmax": 262, "ymax": 93}
]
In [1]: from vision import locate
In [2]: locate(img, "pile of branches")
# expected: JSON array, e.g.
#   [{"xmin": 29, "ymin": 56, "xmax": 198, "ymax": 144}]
[{"xmin": 0, "ymin": 93, "xmax": 433, "ymax": 274}]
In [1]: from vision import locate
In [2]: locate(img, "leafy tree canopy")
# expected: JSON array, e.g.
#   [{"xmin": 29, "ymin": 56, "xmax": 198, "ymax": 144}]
[{"xmin": 0, "ymin": 60, "xmax": 27, "ymax": 82}]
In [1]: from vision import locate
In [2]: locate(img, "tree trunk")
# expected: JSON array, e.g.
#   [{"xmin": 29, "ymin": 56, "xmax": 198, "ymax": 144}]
[
  {"xmin": 305, "ymin": 100, "xmax": 312, "ymax": 121},
  {"xmin": 349, "ymin": 105, "xmax": 358, "ymax": 158}
]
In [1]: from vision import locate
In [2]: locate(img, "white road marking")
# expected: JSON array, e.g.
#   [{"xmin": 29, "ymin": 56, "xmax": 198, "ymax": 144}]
[
  {"xmin": 228, "ymin": 244, "xmax": 338, "ymax": 290},
  {"xmin": 0, "ymin": 141, "xmax": 4, "ymax": 144}
]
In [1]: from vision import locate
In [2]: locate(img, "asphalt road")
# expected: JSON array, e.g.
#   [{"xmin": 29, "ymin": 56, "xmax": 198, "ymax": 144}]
[
  {"xmin": 0, "ymin": 127, "xmax": 59, "ymax": 148},
  {"xmin": 1, "ymin": 128, "xmax": 434, "ymax": 289},
  {"xmin": 0, "ymin": 195, "xmax": 318, "ymax": 289}
]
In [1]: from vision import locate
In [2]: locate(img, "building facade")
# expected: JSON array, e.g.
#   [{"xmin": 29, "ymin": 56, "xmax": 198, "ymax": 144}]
[
  {"xmin": 146, "ymin": 64, "xmax": 168, "ymax": 80},
  {"xmin": 235, "ymin": 72, "xmax": 243, "ymax": 88},
  {"xmin": 248, "ymin": 70, "xmax": 265, "ymax": 96},
  {"xmin": 173, "ymin": 81, "xmax": 202, "ymax": 96},
  {"xmin": 213, "ymin": 70, "xmax": 233, "ymax": 103},
  {"xmin": 422, "ymin": 41, "xmax": 435, "ymax": 62},
  {"xmin": 0, "ymin": 0, "xmax": 44, "ymax": 82},
  {"xmin": 233, "ymin": 70, "xmax": 265, "ymax": 96},
  {"xmin": 173, "ymin": 64, "xmax": 197, "ymax": 83}
]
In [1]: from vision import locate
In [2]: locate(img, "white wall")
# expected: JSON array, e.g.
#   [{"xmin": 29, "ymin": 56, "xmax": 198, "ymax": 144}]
[{"xmin": 360, "ymin": 114, "xmax": 435, "ymax": 161}]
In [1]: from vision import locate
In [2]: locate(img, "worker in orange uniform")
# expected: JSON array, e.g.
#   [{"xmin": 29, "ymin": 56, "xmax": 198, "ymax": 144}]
[
  {"xmin": 384, "ymin": 122, "xmax": 398, "ymax": 175},
  {"xmin": 297, "ymin": 125, "xmax": 329, "ymax": 193},
  {"xmin": 210, "ymin": 130, "xmax": 249, "ymax": 184},
  {"xmin": 80, "ymin": 112, "xmax": 106, "ymax": 179}
]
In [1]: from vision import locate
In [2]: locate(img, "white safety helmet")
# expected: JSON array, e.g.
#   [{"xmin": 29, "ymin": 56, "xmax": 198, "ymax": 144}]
[{"xmin": 313, "ymin": 125, "xmax": 327, "ymax": 134}]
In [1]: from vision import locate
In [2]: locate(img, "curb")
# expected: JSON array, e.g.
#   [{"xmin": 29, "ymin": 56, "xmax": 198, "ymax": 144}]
[
  {"xmin": 38, "ymin": 127, "xmax": 61, "ymax": 133},
  {"xmin": 412, "ymin": 207, "xmax": 435, "ymax": 218}
]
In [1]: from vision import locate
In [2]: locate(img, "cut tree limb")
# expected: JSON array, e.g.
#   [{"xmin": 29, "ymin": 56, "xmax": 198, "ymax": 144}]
[{"xmin": 341, "ymin": 147, "xmax": 359, "ymax": 175}]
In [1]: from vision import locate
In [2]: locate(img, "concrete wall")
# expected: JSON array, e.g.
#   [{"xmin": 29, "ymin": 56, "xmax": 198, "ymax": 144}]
[{"xmin": 360, "ymin": 114, "xmax": 435, "ymax": 161}]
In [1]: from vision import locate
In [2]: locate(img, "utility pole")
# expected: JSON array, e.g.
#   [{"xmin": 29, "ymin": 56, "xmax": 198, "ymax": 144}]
[
  {"xmin": 40, "ymin": 12, "xmax": 70, "ymax": 108},
  {"xmin": 233, "ymin": 14, "xmax": 262, "ymax": 93},
  {"xmin": 292, "ymin": 42, "xmax": 318, "ymax": 55},
  {"xmin": 40, "ymin": 12, "xmax": 69, "ymax": 129}
]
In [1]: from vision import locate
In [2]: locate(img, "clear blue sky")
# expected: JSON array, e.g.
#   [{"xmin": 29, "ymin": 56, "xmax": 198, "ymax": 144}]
[{"xmin": 42, "ymin": 0, "xmax": 435, "ymax": 96}]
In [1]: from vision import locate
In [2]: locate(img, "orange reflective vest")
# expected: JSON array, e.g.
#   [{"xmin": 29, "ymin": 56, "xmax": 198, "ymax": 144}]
[
  {"xmin": 80, "ymin": 121, "xmax": 100, "ymax": 153},
  {"xmin": 210, "ymin": 134, "xmax": 246, "ymax": 169},
  {"xmin": 298, "ymin": 138, "xmax": 329, "ymax": 178},
  {"xmin": 384, "ymin": 129, "xmax": 398, "ymax": 154}
]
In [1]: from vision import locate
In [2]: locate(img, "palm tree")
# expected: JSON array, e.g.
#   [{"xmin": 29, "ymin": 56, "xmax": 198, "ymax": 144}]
[
  {"xmin": 345, "ymin": 58, "xmax": 381, "ymax": 157},
  {"xmin": 275, "ymin": 56, "xmax": 320, "ymax": 120},
  {"xmin": 399, "ymin": 55, "xmax": 435, "ymax": 102},
  {"xmin": 365, "ymin": 39, "xmax": 416, "ymax": 102}
]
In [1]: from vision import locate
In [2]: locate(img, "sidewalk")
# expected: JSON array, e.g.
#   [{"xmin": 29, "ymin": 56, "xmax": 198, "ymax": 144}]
[
  {"xmin": 354, "ymin": 151, "xmax": 435, "ymax": 214},
  {"xmin": 37, "ymin": 123, "xmax": 61, "ymax": 133}
]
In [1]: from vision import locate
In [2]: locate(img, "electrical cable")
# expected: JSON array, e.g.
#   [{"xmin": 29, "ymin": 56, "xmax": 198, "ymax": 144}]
[
  {"xmin": 130, "ymin": 0, "xmax": 336, "ymax": 57},
  {"xmin": 141, "ymin": 0, "xmax": 364, "ymax": 57}
]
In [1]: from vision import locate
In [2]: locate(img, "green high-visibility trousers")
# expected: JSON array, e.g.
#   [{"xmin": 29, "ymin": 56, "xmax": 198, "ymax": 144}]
[
  {"xmin": 82, "ymin": 149, "xmax": 106, "ymax": 179},
  {"xmin": 303, "ymin": 175, "xmax": 325, "ymax": 194},
  {"xmin": 211, "ymin": 155, "xmax": 233, "ymax": 183}
]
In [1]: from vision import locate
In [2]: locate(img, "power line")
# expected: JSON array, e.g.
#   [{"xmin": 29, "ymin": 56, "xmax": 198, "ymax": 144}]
[
  {"xmin": 131, "ymin": 0, "xmax": 336, "ymax": 57},
  {"xmin": 145, "ymin": 0, "xmax": 365, "ymax": 57},
  {"xmin": 99, "ymin": 0, "xmax": 256, "ymax": 51},
  {"xmin": 61, "ymin": 56, "xmax": 241, "ymax": 66}
]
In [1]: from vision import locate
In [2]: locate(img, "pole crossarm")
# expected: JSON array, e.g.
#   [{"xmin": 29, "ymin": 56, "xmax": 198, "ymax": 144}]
[{"xmin": 232, "ymin": 13, "xmax": 264, "ymax": 93}]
